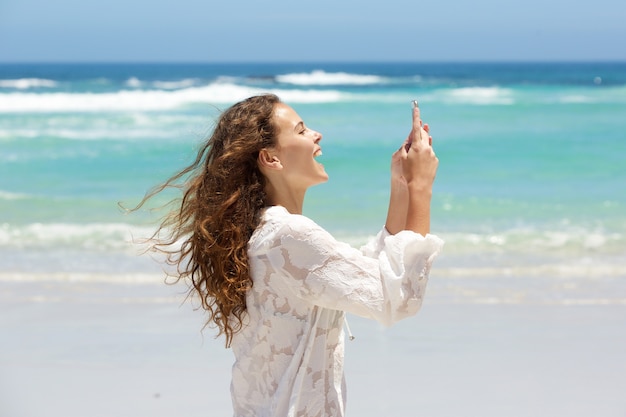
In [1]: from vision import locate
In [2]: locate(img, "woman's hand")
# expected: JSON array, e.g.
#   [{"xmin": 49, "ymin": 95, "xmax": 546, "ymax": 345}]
[
  {"xmin": 401, "ymin": 106, "xmax": 437, "ymax": 191},
  {"xmin": 386, "ymin": 107, "xmax": 436, "ymax": 235},
  {"xmin": 399, "ymin": 105, "xmax": 438, "ymax": 236},
  {"xmin": 386, "ymin": 104, "xmax": 438, "ymax": 236},
  {"xmin": 390, "ymin": 145, "xmax": 407, "ymax": 188},
  {"xmin": 386, "ymin": 147, "xmax": 409, "ymax": 235}
]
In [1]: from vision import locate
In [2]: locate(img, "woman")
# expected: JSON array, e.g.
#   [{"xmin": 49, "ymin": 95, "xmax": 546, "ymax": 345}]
[{"xmin": 140, "ymin": 94, "xmax": 443, "ymax": 416}]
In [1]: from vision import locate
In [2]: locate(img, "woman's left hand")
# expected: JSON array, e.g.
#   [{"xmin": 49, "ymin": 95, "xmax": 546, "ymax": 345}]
[
  {"xmin": 390, "ymin": 146, "xmax": 407, "ymax": 188},
  {"xmin": 391, "ymin": 123, "xmax": 430, "ymax": 189}
]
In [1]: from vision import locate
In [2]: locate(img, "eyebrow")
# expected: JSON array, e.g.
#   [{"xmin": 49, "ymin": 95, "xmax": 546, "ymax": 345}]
[{"xmin": 294, "ymin": 121, "xmax": 304, "ymax": 132}]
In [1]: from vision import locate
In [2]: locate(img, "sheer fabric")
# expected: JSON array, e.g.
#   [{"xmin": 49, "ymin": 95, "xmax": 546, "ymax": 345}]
[{"xmin": 231, "ymin": 206, "xmax": 443, "ymax": 417}]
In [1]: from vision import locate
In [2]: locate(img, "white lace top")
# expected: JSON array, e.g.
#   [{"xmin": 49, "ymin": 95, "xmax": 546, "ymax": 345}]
[{"xmin": 230, "ymin": 206, "xmax": 444, "ymax": 417}]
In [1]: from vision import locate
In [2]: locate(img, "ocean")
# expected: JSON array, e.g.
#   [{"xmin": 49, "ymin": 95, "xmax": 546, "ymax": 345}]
[
  {"xmin": 1, "ymin": 61, "xmax": 625, "ymax": 291},
  {"xmin": 1, "ymin": 62, "xmax": 626, "ymax": 416}
]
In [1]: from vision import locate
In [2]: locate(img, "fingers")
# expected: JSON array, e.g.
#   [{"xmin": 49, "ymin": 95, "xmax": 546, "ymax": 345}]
[
  {"xmin": 413, "ymin": 106, "xmax": 429, "ymax": 146},
  {"xmin": 402, "ymin": 133, "xmax": 412, "ymax": 152},
  {"xmin": 422, "ymin": 124, "xmax": 433, "ymax": 147},
  {"xmin": 408, "ymin": 107, "xmax": 434, "ymax": 151},
  {"xmin": 395, "ymin": 143, "xmax": 408, "ymax": 157},
  {"xmin": 412, "ymin": 105, "xmax": 421, "ymax": 132},
  {"xmin": 412, "ymin": 106, "xmax": 423, "ymax": 142},
  {"xmin": 410, "ymin": 129, "xmax": 434, "ymax": 151}
]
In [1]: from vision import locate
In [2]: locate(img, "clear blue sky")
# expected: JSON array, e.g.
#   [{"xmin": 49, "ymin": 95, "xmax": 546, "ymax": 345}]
[{"xmin": 0, "ymin": 0, "xmax": 624, "ymax": 62}]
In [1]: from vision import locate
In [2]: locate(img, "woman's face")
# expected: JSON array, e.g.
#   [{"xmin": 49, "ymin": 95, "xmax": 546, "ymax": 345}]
[{"xmin": 271, "ymin": 103, "xmax": 328, "ymax": 188}]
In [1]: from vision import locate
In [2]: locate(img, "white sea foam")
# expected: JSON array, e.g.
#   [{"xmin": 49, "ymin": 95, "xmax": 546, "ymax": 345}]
[
  {"xmin": 1, "ymin": 219, "xmax": 623, "ymax": 257},
  {"xmin": 152, "ymin": 79, "xmax": 198, "ymax": 89},
  {"xmin": 0, "ymin": 222, "xmax": 154, "ymax": 251},
  {"xmin": 0, "ymin": 83, "xmax": 344, "ymax": 113},
  {"xmin": 1, "ymin": 112, "xmax": 205, "ymax": 141},
  {"xmin": 0, "ymin": 190, "xmax": 30, "ymax": 200},
  {"xmin": 1, "ymin": 222, "xmax": 625, "ymax": 285},
  {"xmin": 126, "ymin": 77, "xmax": 199, "ymax": 90},
  {"xmin": 276, "ymin": 70, "xmax": 386, "ymax": 86},
  {"xmin": 442, "ymin": 228, "xmax": 624, "ymax": 254},
  {"xmin": 1, "ymin": 127, "xmax": 177, "ymax": 141},
  {"xmin": 0, "ymin": 78, "xmax": 58, "ymax": 89},
  {"xmin": 125, "ymin": 77, "xmax": 143, "ymax": 88},
  {"xmin": 438, "ymin": 87, "xmax": 515, "ymax": 105},
  {"xmin": 0, "ymin": 128, "xmax": 38, "ymax": 139}
]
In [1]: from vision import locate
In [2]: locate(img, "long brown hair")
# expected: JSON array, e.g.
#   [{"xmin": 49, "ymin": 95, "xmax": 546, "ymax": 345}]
[{"xmin": 134, "ymin": 94, "xmax": 281, "ymax": 347}]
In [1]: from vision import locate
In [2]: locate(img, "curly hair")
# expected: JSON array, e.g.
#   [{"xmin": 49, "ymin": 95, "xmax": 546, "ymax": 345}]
[{"xmin": 135, "ymin": 94, "xmax": 281, "ymax": 347}]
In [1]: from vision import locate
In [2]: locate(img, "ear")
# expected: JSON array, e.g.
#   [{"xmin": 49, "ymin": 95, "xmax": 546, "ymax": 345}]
[{"xmin": 258, "ymin": 149, "xmax": 283, "ymax": 170}]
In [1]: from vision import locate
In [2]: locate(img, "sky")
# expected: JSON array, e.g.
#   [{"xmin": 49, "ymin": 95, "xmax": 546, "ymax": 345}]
[{"xmin": 0, "ymin": 0, "xmax": 624, "ymax": 62}]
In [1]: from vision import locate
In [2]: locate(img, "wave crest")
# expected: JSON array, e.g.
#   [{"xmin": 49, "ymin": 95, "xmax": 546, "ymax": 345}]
[
  {"xmin": 0, "ymin": 222, "xmax": 153, "ymax": 251},
  {"xmin": 276, "ymin": 70, "xmax": 386, "ymax": 86},
  {"xmin": 125, "ymin": 77, "xmax": 200, "ymax": 90},
  {"xmin": 0, "ymin": 78, "xmax": 58, "ymax": 89},
  {"xmin": 0, "ymin": 82, "xmax": 344, "ymax": 113},
  {"xmin": 438, "ymin": 87, "xmax": 515, "ymax": 105},
  {"xmin": 0, "ymin": 190, "xmax": 30, "ymax": 200}
]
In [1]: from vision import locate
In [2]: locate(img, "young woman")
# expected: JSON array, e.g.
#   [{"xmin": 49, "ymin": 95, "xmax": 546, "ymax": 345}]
[{"xmin": 141, "ymin": 94, "xmax": 443, "ymax": 416}]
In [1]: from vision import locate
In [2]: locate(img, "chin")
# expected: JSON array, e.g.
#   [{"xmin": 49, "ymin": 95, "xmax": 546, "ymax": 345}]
[{"xmin": 311, "ymin": 175, "xmax": 329, "ymax": 187}]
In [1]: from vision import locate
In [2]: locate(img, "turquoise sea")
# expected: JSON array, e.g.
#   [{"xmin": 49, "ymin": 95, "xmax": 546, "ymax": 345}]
[{"xmin": 1, "ymin": 62, "xmax": 625, "ymax": 284}]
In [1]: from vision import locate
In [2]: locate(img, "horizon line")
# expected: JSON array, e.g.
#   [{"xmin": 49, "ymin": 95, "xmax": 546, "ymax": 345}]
[{"xmin": 1, "ymin": 59, "xmax": 625, "ymax": 65}]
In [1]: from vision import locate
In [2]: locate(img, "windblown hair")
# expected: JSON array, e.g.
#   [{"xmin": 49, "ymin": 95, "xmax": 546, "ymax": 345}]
[{"xmin": 135, "ymin": 94, "xmax": 281, "ymax": 347}]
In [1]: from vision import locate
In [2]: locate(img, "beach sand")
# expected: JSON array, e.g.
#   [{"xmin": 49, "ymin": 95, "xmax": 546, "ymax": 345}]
[{"xmin": 1, "ymin": 274, "xmax": 625, "ymax": 417}]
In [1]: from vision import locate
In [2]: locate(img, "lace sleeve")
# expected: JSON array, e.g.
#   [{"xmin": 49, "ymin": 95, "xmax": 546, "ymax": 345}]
[
  {"xmin": 263, "ymin": 215, "xmax": 444, "ymax": 326},
  {"xmin": 359, "ymin": 227, "xmax": 390, "ymax": 258}
]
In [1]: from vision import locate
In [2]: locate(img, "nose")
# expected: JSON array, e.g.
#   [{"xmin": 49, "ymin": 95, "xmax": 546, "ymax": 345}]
[{"xmin": 313, "ymin": 129, "xmax": 322, "ymax": 143}]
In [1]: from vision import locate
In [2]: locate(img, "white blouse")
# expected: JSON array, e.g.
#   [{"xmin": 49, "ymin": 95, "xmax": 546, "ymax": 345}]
[{"xmin": 230, "ymin": 206, "xmax": 444, "ymax": 417}]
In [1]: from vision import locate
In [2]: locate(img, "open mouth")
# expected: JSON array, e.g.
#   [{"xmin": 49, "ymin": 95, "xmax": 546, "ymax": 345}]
[{"xmin": 313, "ymin": 148, "xmax": 324, "ymax": 167}]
